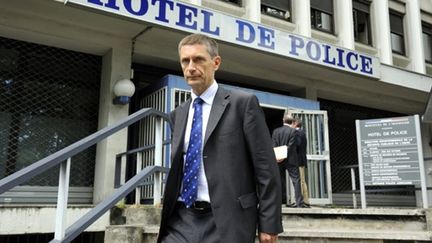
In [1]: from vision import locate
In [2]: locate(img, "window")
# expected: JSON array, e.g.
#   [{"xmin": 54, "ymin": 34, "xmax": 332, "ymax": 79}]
[
  {"xmin": 261, "ymin": 0, "xmax": 291, "ymax": 21},
  {"xmin": 218, "ymin": 0, "xmax": 241, "ymax": 6},
  {"xmin": 310, "ymin": 0, "xmax": 334, "ymax": 33},
  {"xmin": 423, "ymin": 23, "xmax": 432, "ymax": 63},
  {"xmin": 353, "ymin": 0, "xmax": 372, "ymax": 45},
  {"xmin": 389, "ymin": 11, "xmax": 405, "ymax": 55}
]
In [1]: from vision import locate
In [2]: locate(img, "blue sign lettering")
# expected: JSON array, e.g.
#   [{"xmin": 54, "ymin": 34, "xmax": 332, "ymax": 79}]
[
  {"xmin": 176, "ymin": 2, "xmax": 197, "ymax": 30},
  {"xmin": 236, "ymin": 20, "xmax": 255, "ymax": 43},
  {"xmin": 306, "ymin": 41, "xmax": 321, "ymax": 61},
  {"xmin": 288, "ymin": 35, "xmax": 304, "ymax": 56},
  {"xmin": 323, "ymin": 45, "xmax": 336, "ymax": 65},
  {"xmin": 88, "ymin": 0, "xmax": 120, "ymax": 10},
  {"xmin": 124, "ymin": 0, "xmax": 148, "ymax": 16},
  {"xmin": 201, "ymin": 10, "xmax": 219, "ymax": 36},
  {"xmin": 346, "ymin": 52, "xmax": 359, "ymax": 70},
  {"xmin": 152, "ymin": 0, "xmax": 174, "ymax": 23},
  {"xmin": 335, "ymin": 48, "xmax": 345, "ymax": 68},
  {"xmin": 360, "ymin": 55, "xmax": 373, "ymax": 74},
  {"xmin": 79, "ymin": 0, "xmax": 378, "ymax": 78},
  {"xmin": 257, "ymin": 26, "xmax": 274, "ymax": 49}
]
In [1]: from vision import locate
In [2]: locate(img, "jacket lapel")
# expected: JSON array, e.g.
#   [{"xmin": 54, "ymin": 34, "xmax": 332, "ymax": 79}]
[
  {"xmin": 172, "ymin": 99, "xmax": 191, "ymax": 161},
  {"xmin": 204, "ymin": 87, "xmax": 230, "ymax": 145}
]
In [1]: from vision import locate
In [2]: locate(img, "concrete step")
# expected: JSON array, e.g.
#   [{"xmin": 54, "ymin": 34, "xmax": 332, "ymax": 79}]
[
  {"xmin": 105, "ymin": 224, "xmax": 432, "ymax": 243},
  {"xmin": 282, "ymin": 207, "xmax": 428, "ymax": 232},
  {"xmin": 105, "ymin": 206, "xmax": 432, "ymax": 243}
]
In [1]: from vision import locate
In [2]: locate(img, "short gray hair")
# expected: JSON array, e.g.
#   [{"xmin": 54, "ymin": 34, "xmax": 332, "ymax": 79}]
[{"xmin": 178, "ymin": 33, "xmax": 219, "ymax": 58}]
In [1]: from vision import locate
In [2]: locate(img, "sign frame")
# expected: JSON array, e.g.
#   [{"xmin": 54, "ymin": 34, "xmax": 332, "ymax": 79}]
[{"xmin": 356, "ymin": 115, "xmax": 427, "ymax": 209}]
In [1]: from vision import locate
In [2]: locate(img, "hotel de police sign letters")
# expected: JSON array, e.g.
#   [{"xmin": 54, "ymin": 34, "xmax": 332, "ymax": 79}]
[{"xmin": 67, "ymin": 0, "xmax": 380, "ymax": 78}]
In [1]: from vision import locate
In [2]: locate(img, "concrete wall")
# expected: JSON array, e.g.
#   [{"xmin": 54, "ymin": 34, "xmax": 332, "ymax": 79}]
[{"xmin": 0, "ymin": 205, "xmax": 109, "ymax": 234}]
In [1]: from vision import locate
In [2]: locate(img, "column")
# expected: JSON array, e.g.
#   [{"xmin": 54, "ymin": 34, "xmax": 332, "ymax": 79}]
[
  {"xmin": 293, "ymin": 0, "xmax": 311, "ymax": 37},
  {"xmin": 244, "ymin": 0, "xmax": 261, "ymax": 22},
  {"xmin": 371, "ymin": 0, "xmax": 392, "ymax": 65},
  {"xmin": 406, "ymin": 0, "xmax": 426, "ymax": 74},
  {"xmin": 335, "ymin": 0, "xmax": 354, "ymax": 49},
  {"xmin": 291, "ymin": 80, "xmax": 317, "ymax": 101},
  {"xmin": 93, "ymin": 43, "xmax": 132, "ymax": 204}
]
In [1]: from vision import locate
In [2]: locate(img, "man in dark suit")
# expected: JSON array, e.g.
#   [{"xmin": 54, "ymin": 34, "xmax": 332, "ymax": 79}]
[
  {"xmin": 158, "ymin": 33, "xmax": 283, "ymax": 243},
  {"xmin": 293, "ymin": 118, "xmax": 310, "ymax": 207},
  {"xmin": 272, "ymin": 115, "xmax": 304, "ymax": 208}
]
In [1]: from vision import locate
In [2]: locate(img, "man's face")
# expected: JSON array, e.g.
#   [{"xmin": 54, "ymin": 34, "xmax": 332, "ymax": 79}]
[{"xmin": 179, "ymin": 44, "xmax": 221, "ymax": 95}]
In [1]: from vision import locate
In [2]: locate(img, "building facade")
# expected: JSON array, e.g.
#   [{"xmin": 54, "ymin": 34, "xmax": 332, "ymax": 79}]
[{"xmin": 1, "ymin": 0, "xmax": 432, "ymax": 239}]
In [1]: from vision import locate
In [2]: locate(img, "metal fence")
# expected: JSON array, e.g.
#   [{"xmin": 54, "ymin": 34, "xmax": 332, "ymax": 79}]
[
  {"xmin": 134, "ymin": 87, "xmax": 190, "ymax": 203},
  {"xmin": 136, "ymin": 87, "xmax": 168, "ymax": 202},
  {"xmin": 0, "ymin": 36, "xmax": 101, "ymax": 202},
  {"xmin": 319, "ymin": 98, "xmax": 414, "ymax": 197}
]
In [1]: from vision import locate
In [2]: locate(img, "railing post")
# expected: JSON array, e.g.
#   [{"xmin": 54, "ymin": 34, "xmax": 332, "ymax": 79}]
[
  {"xmin": 350, "ymin": 167, "xmax": 357, "ymax": 209},
  {"xmin": 54, "ymin": 158, "xmax": 71, "ymax": 240},
  {"xmin": 117, "ymin": 155, "xmax": 126, "ymax": 206},
  {"xmin": 154, "ymin": 117, "xmax": 163, "ymax": 206},
  {"xmin": 135, "ymin": 152, "xmax": 142, "ymax": 205}
]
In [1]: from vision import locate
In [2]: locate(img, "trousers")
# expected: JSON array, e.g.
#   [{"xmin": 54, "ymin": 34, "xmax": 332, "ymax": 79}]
[{"xmin": 162, "ymin": 203, "xmax": 219, "ymax": 243}]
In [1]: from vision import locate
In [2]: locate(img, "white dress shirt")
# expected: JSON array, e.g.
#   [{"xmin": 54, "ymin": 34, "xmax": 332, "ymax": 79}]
[{"xmin": 180, "ymin": 81, "xmax": 218, "ymax": 203}]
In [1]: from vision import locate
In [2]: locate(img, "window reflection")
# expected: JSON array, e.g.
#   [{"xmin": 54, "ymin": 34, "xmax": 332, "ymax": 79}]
[
  {"xmin": 390, "ymin": 12, "xmax": 405, "ymax": 55},
  {"xmin": 391, "ymin": 33, "xmax": 405, "ymax": 54},
  {"xmin": 353, "ymin": 0, "xmax": 372, "ymax": 45},
  {"xmin": 261, "ymin": 0, "xmax": 291, "ymax": 21},
  {"xmin": 310, "ymin": 0, "xmax": 334, "ymax": 34}
]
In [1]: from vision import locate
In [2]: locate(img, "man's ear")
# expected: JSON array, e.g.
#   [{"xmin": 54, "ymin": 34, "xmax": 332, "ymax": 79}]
[{"xmin": 213, "ymin": 56, "xmax": 221, "ymax": 71}]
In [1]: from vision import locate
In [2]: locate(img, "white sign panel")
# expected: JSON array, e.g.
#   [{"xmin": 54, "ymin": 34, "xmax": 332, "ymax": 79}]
[
  {"xmin": 358, "ymin": 116, "xmax": 421, "ymax": 185},
  {"xmin": 66, "ymin": 0, "xmax": 381, "ymax": 78},
  {"xmin": 355, "ymin": 115, "xmax": 428, "ymax": 208}
]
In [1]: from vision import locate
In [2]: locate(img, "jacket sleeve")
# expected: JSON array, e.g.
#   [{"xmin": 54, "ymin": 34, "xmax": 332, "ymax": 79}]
[
  {"xmin": 287, "ymin": 129, "xmax": 298, "ymax": 160},
  {"xmin": 243, "ymin": 94, "xmax": 283, "ymax": 234}
]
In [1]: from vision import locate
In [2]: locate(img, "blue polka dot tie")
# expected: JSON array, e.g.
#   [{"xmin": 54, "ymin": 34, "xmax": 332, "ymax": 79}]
[{"xmin": 181, "ymin": 97, "xmax": 204, "ymax": 208}]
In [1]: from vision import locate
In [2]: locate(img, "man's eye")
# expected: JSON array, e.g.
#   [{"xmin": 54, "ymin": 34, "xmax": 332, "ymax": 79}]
[{"xmin": 195, "ymin": 58, "xmax": 205, "ymax": 63}]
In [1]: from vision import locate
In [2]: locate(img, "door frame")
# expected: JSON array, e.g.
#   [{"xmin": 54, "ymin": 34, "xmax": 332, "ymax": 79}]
[{"xmin": 287, "ymin": 109, "xmax": 332, "ymax": 205}]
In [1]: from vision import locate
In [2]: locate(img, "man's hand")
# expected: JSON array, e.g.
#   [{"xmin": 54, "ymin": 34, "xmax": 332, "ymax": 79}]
[{"xmin": 259, "ymin": 232, "xmax": 278, "ymax": 243}]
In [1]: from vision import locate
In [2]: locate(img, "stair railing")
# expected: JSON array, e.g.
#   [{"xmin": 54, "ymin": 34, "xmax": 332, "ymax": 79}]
[
  {"xmin": 114, "ymin": 140, "xmax": 171, "ymax": 205},
  {"xmin": 0, "ymin": 108, "xmax": 172, "ymax": 243}
]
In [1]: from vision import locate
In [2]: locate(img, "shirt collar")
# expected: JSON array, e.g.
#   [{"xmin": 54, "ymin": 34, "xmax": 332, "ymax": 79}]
[{"xmin": 191, "ymin": 81, "xmax": 218, "ymax": 105}]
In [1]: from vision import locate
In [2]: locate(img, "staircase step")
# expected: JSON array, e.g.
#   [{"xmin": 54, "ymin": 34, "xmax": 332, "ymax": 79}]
[
  {"xmin": 105, "ymin": 225, "xmax": 432, "ymax": 243},
  {"xmin": 105, "ymin": 206, "xmax": 432, "ymax": 243}
]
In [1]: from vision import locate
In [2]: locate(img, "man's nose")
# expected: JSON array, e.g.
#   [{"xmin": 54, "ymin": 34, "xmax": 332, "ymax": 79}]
[{"xmin": 186, "ymin": 60, "xmax": 196, "ymax": 70}]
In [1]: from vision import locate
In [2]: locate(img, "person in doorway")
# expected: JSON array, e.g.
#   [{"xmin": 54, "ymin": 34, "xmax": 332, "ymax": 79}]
[
  {"xmin": 293, "ymin": 118, "xmax": 310, "ymax": 207},
  {"xmin": 272, "ymin": 115, "xmax": 305, "ymax": 208},
  {"xmin": 157, "ymin": 33, "xmax": 283, "ymax": 243}
]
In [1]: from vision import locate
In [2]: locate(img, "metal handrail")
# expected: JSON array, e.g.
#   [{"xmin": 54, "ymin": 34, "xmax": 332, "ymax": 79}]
[
  {"xmin": 114, "ymin": 140, "xmax": 171, "ymax": 188},
  {"xmin": 0, "ymin": 107, "xmax": 172, "ymax": 242},
  {"xmin": 116, "ymin": 140, "xmax": 170, "ymax": 157},
  {"xmin": 49, "ymin": 165, "xmax": 169, "ymax": 243},
  {"xmin": 0, "ymin": 108, "xmax": 170, "ymax": 194}
]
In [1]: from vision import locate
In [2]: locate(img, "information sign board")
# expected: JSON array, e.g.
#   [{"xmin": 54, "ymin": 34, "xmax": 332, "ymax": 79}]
[
  {"xmin": 358, "ymin": 116, "xmax": 420, "ymax": 185},
  {"xmin": 355, "ymin": 115, "xmax": 427, "ymax": 208}
]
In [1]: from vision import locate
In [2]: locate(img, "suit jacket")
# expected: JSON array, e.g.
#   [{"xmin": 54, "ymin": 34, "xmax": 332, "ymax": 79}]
[
  {"xmin": 158, "ymin": 87, "xmax": 283, "ymax": 242},
  {"xmin": 296, "ymin": 129, "xmax": 307, "ymax": 167},
  {"xmin": 272, "ymin": 125, "xmax": 298, "ymax": 168}
]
